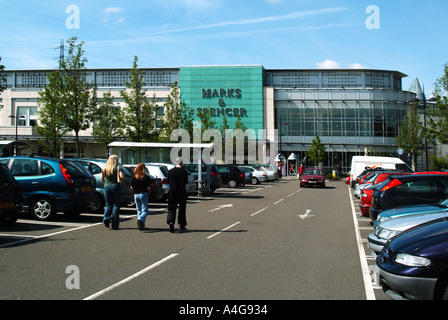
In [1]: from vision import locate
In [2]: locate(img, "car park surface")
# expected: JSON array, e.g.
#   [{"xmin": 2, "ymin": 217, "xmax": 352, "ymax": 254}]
[{"xmin": 0, "ymin": 176, "xmax": 386, "ymax": 302}]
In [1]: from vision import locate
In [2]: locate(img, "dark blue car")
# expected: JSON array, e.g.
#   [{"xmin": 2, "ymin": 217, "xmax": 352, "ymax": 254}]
[
  {"xmin": 376, "ymin": 217, "xmax": 448, "ymax": 300},
  {"xmin": 0, "ymin": 156, "xmax": 97, "ymax": 221}
]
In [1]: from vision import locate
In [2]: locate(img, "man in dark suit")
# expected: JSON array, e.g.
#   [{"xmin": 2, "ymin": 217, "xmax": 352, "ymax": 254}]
[{"xmin": 167, "ymin": 157, "xmax": 189, "ymax": 233}]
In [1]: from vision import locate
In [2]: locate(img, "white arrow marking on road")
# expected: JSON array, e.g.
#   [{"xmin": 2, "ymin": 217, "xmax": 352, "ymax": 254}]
[
  {"xmin": 209, "ymin": 204, "xmax": 234, "ymax": 212},
  {"xmin": 299, "ymin": 209, "xmax": 314, "ymax": 220}
]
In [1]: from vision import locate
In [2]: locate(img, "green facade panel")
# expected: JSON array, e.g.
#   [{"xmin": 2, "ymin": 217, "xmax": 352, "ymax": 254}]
[{"xmin": 180, "ymin": 66, "xmax": 265, "ymax": 133}]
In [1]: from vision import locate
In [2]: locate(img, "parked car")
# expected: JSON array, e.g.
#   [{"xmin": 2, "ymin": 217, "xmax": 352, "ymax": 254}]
[
  {"xmin": 256, "ymin": 164, "xmax": 278, "ymax": 181},
  {"xmin": 349, "ymin": 156, "xmax": 412, "ymax": 188},
  {"xmin": 374, "ymin": 198, "xmax": 448, "ymax": 228},
  {"xmin": 123, "ymin": 165, "xmax": 165, "ymax": 202},
  {"xmin": 354, "ymin": 170, "xmax": 403, "ymax": 198},
  {"xmin": 216, "ymin": 164, "xmax": 245, "ymax": 188},
  {"xmin": 238, "ymin": 165, "xmax": 267, "ymax": 185},
  {"xmin": 368, "ymin": 211, "xmax": 448, "ymax": 254},
  {"xmin": 0, "ymin": 156, "xmax": 97, "ymax": 221},
  {"xmin": 70, "ymin": 159, "xmax": 134, "ymax": 212},
  {"xmin": 145, "ymin": 164, "xmax": 171, "ymax": 200},
  {"xmin": 375, "ymin": 217, "xmax": 448, "ymax": 300},
  {"xmin": 238, "ymin": 167, "xmax": 252, "ymax": 186},
  {"xmin": 148, "ymin": 162, "xmax": 197, "ymax": 197},
  {"xmin": 358, "ymin": 172, "xmax": 409, "ymax": 216},
  {"xmin": 299, "ymin": 168, "xmax": 325, "ymax": 188},
  {"xmin": 0, "ymin": 163, "xmax": 22, "ymax": 224},
  {"xmin": 369, "ymin": 174, "xmax": 448, "ymax": 221},
  {"xmin": 183, "ymin": 163, "xmax": 222, "ymax": 193}
]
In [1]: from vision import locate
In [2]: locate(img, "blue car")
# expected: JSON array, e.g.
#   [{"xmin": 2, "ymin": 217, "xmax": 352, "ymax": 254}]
[
  {"xmin": 376, "ymin": 217, "xmax": 448, "ymax": 300},
  {"xmin": 373, "ymin": 198, "xmax": 448, "ymax": 228},
  {"xmin": 0, "ymin": 156, "xmax": 97, "ymax": 221}
]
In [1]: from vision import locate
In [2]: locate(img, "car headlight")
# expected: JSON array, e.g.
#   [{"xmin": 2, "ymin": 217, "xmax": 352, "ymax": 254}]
[
  {"xmin": 374, "ymin": 227, "xmax": 400, "ymax": 240},
  {"xmin": 395, "ymin": 254, "xmax": 431, "ymax": 267},
  {"xmin": 377, "ymin": 215, "xmax": 390, "ymax": 224}
]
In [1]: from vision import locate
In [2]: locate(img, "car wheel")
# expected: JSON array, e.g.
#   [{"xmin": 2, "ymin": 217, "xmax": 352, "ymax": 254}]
[
  {"xmin": 30, "ymin": 197, "xmax": 55, "ymax": 221},
  {"xmin": 251, "ymin": 177, "xmax": 259, "ymax": 185},
  {"xmin": 93, "ymin": 192, "xmax": 105, "ymax": 214},
  {"xmin": 228, "ymin": 179, "xmax": 237, "ymax": 188}
]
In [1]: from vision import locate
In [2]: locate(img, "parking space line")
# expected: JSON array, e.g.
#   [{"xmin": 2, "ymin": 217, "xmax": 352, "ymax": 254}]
[
  {"xmin": 83, "ymin": 253, "xmax": 179, "ymax": 300},
  {"xmin": 348, "ymin": 185, "xmax": 376, "ymax": 300},
  {"xmin": 206, "ymin": 222, "xmax": 241, "ymax": 239},
  {"xmin": 273, "ymin": 198, "xmax": 284, "ymax": 205},
  {"xmin": 0, "ymin": 224, "xmax": 98, "ymax": 248},
  {"xmin": 250, "ymin": 207, "xmax": 268, "ymax": 217}
]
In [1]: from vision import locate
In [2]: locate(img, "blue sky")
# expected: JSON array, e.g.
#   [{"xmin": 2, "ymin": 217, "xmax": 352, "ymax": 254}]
[{"xmin": 1, "ymin": 0, "xmax": 447, "ymax": 95}]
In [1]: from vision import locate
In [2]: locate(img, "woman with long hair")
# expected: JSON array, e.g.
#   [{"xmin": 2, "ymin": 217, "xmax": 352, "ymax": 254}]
[
  {"xmin": 101, "ymin": 155, "xmax": 125, "ymax": 230},
  {"xmin": 130, "ymin": 163, "xmax": 151, "ymax": 230}
]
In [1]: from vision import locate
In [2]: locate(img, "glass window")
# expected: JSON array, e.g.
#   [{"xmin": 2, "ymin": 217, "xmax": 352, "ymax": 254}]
[
  {"xmin": 41, "ymin": 162, "xmax": 55, "ymax": 175},
  {"xmin": 11, "ymin": 159, "xmax": 38, "ymax": 176},
  {"xmin": 91, "ymin": 163, "xmax": 102, "ymax": 175},
  {"xmin": 17, "ymin": 107, "xmax": 38, "ymax": 127}
]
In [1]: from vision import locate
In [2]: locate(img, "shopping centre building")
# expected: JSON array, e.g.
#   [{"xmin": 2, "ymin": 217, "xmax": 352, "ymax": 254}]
[{"xmin": 0, "ymin": 65, "xmax": 420, "ymax": 172}]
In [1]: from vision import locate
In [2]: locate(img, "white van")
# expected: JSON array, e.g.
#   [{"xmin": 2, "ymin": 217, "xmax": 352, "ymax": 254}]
[{"xmin": 349, "ymin": 156, "xmax": 412, "ymax": 188}]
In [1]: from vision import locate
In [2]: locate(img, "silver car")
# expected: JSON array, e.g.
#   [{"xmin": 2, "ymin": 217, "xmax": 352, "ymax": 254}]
[
  {"xmin": 145, "ymin": 163, "xmax": 196, "ymax": 199},
  {"xmin": 368, "ymin": 210, "xmax": 448, "ymax": 254},
  {"xmin": 238, "ymin": 165, "xmax": 267, "ymax": 185}
]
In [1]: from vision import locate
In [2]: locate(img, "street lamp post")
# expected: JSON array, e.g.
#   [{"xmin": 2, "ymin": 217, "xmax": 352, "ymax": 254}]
[
  {"xmin": 410, "ymin": 88, "xmax": 436, "ymax": 171},
  {"xmin": 8, "ymin": 111, "xmax": 18, "ymax": 156}
]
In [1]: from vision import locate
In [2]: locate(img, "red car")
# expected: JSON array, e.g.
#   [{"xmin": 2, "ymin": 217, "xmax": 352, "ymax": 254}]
[
  {"xmin": 359, "ymin": 172, "xmax": 408, "ymax": 216},
  {"xmin": 299, "ymin": 168, "xmax": 325, "ymax": 188}
]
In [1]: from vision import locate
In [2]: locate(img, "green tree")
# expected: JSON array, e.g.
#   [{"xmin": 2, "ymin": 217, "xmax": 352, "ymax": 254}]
[
  {"xmin": 160, "ymin": 81, "xmax": 194, "ymax": 142},
  {"xmin": 307, "ymin": 135, "xmax": 326, "ymax": 168},
  {"xmin": 396, "ymin": 103, "xmax": 425, "ymax": 170},
  {"xmin": 121, "ymin": 56, "xmax": 161, "ymax": 142},
  {"xmin": 58, "ymin": 37, "xmax": 97, "ymax": 157},
  {"xmin": 91, "ymin": 91, "xmax": 124, "ymax": 154},
  {"xmin": 37, "ymin": 71, "xmax": 69, "ymax": 157},
  {"xmin": 427, "ymin": 62, "xmax": 448, "ymax": 145}
]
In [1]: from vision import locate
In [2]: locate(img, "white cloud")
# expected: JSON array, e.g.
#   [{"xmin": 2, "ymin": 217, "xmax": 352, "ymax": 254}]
[
  {"xmin": 316, "ymin": 60, "xmax": 368, "ymax": 69},
  {"xmin": 102, "ymin": 7, "xmax": 123, "ymax": 16},
  {"xmin": 101, "ymin": 7, "xmax": 125, "ymax": 24},
  {"xmin": 316, "ymin": 59, "xmax": 340, "ymax": 69},
  {"xmin": 348, "ymin": 62, "xmax": 367, "ymax": 69}
]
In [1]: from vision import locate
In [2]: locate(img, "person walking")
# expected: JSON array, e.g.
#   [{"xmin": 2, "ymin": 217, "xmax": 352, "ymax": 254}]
[
  {"xmin": 336, "ymin": 164, "xmax": 342, "ymax": 179},
  {"xmin": 167, "ymin": 157, "xmax": 189, "ymax": 233},
  {"xmin": 131, "ymin": 163, "xmax": 151, "ymax": 231},
  {"xmin": 101, "ymin": 155, "xmax": 125, "ymax": 230}
]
